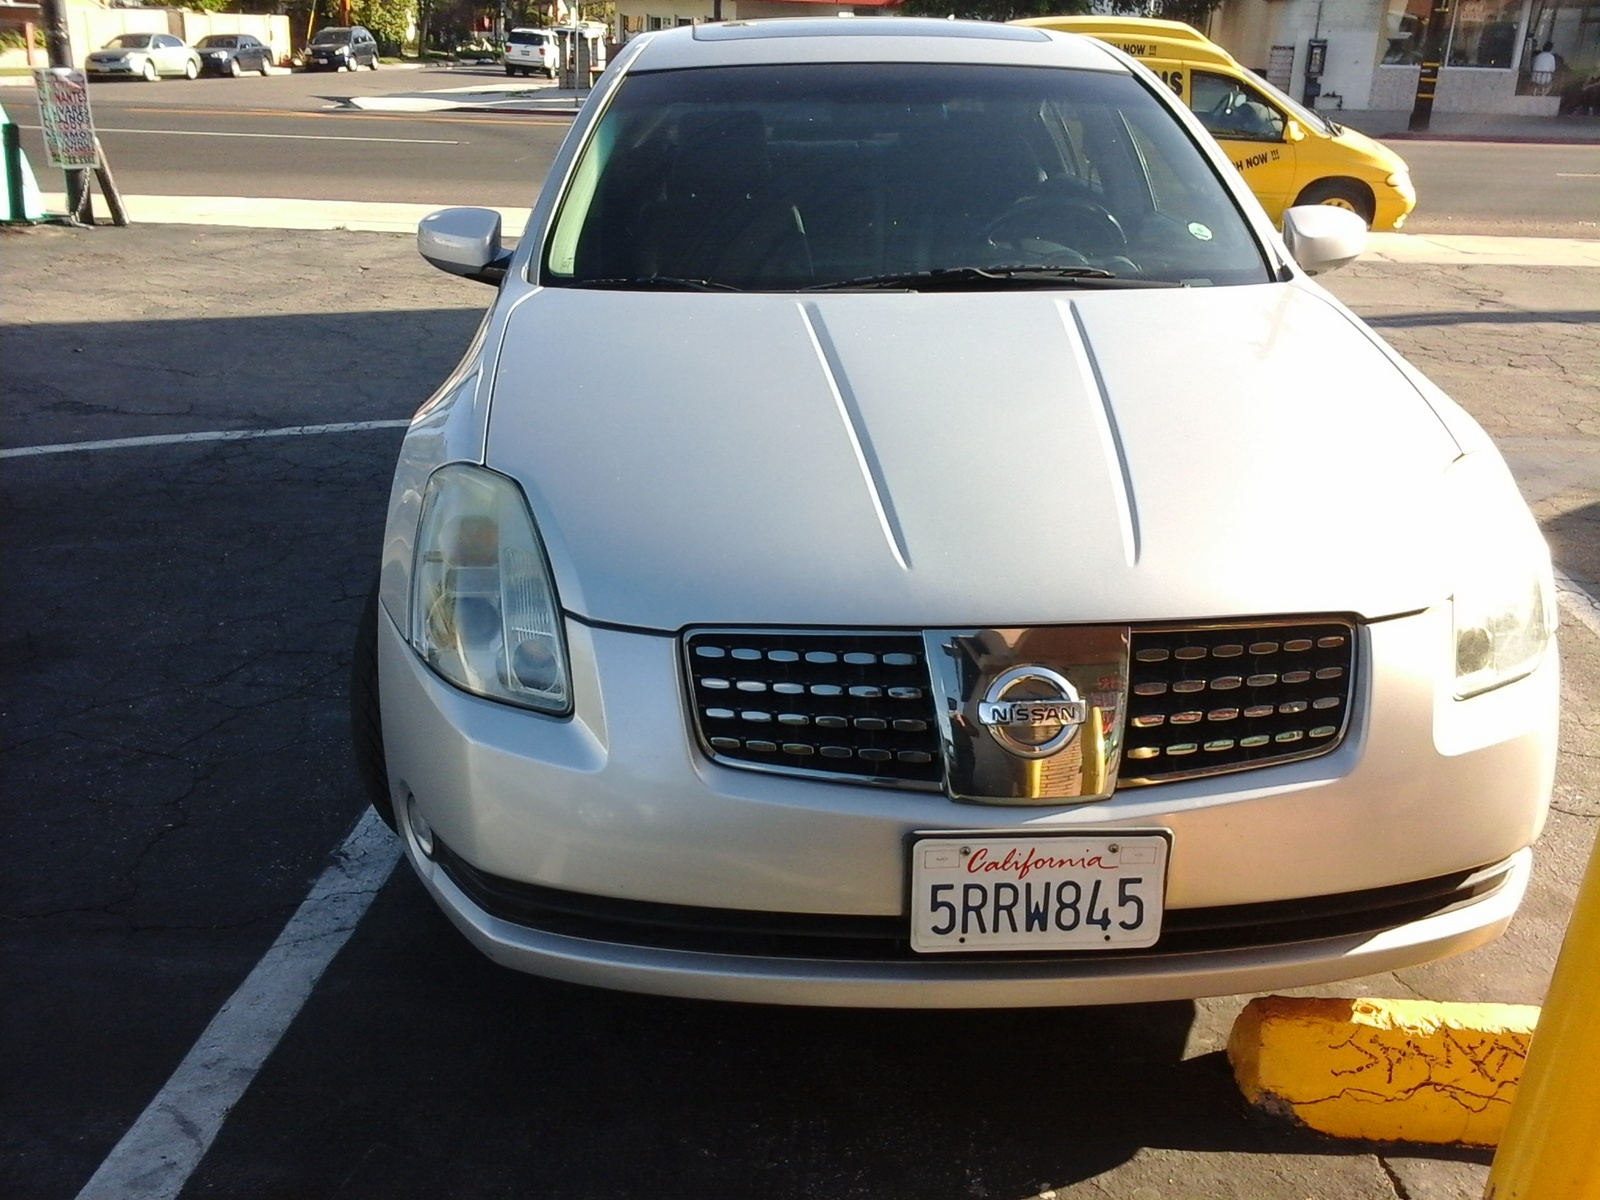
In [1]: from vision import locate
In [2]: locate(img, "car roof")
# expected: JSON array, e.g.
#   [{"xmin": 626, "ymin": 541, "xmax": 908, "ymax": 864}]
[{"xmin": 623, "ymin": 18, "xmax": 1128, "ymax": 73}]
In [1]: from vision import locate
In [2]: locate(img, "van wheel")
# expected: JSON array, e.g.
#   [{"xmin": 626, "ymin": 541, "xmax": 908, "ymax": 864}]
[
  {"xmin": 1294, "ymin": 178, "xmax": 1376, "ymax": 226},
  {"xmin": 350, "ymin": 580, "xmax": 397, "ymax": 832},
  {"xmin": 506, "ymin": 64, "xmax": 517, "ymax": 76}
]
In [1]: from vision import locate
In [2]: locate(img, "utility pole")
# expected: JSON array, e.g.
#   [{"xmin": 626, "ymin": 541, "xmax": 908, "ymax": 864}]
[
  {"xmin": 1407, "ymin": 0, "xmax": 1452, "ymax": 132},
  {"xmin": 37, "ymin": 0, "xmax": 86, "ymax": 217}
]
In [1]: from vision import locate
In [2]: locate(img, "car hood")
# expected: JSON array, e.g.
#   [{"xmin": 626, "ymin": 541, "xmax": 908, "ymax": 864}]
[
  {"xmin": 1330, "ymin": 123, "xmax": 1409, "ymax": 175},
  {"xmin": 485, "ymin": 282, "xmax": 1462, "ymax": 631}
]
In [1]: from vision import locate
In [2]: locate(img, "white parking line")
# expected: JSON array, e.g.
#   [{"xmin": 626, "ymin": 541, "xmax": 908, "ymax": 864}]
[
  {"xmin": 74, "ymin": 810, "xmax": 402, "ymax": 1200},
  {"xmin": 19, "ymin": 123, "xmax": 460, "ymax": 145},
  {"xmin": 1558, "ymin": 569, "xmax": 1600, "ymax": 643},
  {"xmin": 0, "ymin": 420, "xmax": 411, "ymax": 459}
]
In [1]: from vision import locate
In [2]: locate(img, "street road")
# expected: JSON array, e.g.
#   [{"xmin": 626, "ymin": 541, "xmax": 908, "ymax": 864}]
[{"xmin": 2, "ymin": 66, "xmax": 1597, "ymax": 231}]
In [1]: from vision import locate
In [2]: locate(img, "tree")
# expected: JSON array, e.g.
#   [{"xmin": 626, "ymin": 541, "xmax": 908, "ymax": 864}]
[{"xmin": 349, "ymin": 0, "xmax": 416, "ymax": 50}]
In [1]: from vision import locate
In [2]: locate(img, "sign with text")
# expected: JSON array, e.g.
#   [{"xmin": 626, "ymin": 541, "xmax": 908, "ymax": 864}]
[{"xmin": 33, "ymin": 68, "xmax": 99, "ymax": 170}]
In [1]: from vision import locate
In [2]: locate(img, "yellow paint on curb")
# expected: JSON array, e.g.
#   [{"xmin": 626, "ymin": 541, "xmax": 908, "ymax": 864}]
[{"xmin": 1228, "ymin": 996, "xmax": 1540, "ymax": 1146}]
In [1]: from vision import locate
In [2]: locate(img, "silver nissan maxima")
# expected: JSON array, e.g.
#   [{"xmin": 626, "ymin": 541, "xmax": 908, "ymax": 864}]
[{"xmin": 353, "ymin": 18, "xmax": 1559, "ymax": 1007}]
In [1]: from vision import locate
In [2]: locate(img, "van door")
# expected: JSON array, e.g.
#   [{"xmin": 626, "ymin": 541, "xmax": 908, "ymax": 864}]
[{"xmin": 1187, "ymin": 69, "xmax": 1298, "ymax": 220}]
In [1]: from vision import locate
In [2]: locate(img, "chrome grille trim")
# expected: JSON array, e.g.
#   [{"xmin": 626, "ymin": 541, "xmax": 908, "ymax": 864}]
[
  {"xmin": 686, "ymin": 619, "xmax": 1358, "ymax": 793},
  {"xmin": 684, "ymin": 630, "xmax": 941, "ymax": 788},
  {"xmin": 1119, "ymin": 618, "xmax": 1357, "ymax": 785}
]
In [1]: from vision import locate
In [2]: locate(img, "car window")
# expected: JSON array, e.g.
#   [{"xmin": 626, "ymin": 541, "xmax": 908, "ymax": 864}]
[
  {"xmin": 544, "ymin": 63, "xmax": 1269, "ymax": 291},
  {"xmin": 1189, "ymin": 71, "xmax": 1286, "ymax": 142},
  {"xmin": 155, "ymin": 36, "xmax": 178, "ymax": 48},
  {"xmin": 109, "ymin": 35, "xmax": 153, "ymax": 48},
  {"xmin": 312, "ymin": 29, "xmax": 351, "ymax": 45},
  {"xmin": 199, "ymin": 37, "xmax": 238, "ymax": 48},
  {"xmin": 508, "ymin": 31, "xmax": 547, "ymax": 45}
]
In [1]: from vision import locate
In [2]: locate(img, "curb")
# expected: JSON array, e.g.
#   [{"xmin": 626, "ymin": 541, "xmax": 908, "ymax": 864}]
[{"xmin": 1228, "ymin": 995, "xmax": 1538, "ymax": 1146}]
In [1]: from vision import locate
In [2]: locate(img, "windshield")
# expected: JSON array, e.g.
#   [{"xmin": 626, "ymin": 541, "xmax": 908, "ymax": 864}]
[
  {"xmin": 544, "ymin": 63, "xmax": 1270, "ymax": 292},
  {"xmin": 108, "ymin": 35, "xmax": 153, "ymax": 49},
  {"xmin": 311, "ymin": 29, "xmax": 351, "ymax": 45},
  {"xmin": 198, "ymin": 36, "xmax": 238, "ymax": 49}
]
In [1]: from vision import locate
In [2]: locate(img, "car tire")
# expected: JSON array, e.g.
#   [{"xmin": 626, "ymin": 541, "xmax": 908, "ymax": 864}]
[
  {"xmin": 141, "ymin": 58, "xmax": 158, "ymax": 82},
  {"xmin": 369, "ymin": 54, "xmax": 380, "ymax": 70},
  {"xmin": 228, "ymin": 56, "xmax": 242, "ymax": 77},
  {"xmin": 350, "ymin": 580, "xmax": 397, "ymax": 832},
  {"xmin": 505, "ymin": 64, "xmax": 517, "ymax": 76},
  {"xmin": 184, "ymin": 58, "xmax": 198, "ymax": 80},
  {"xmin": 260, "ymin": 55, "xmax": 272, "ymax": 76},
  {"xmin": 1293, "ymin": 178, "xmax": 1377, "ymax": 226}
]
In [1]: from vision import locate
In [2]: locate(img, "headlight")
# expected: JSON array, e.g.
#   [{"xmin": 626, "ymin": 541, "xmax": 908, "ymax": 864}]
[
  {"xmin": 1447, "ymin": 455, "xmax": 1555, "ymax": 699},
  {"xmin": 410, "ymin": 464, "xmax": 571, "ymax": 714}
]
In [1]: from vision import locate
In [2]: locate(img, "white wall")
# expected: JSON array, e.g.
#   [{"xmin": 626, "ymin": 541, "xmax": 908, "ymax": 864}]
[
  {"xmin": 61, "ymin": 3, "xmax": 290, "ymax": 67},
  {"xmin": 1211, "ymin": 0, "xmax": 1389, "ymax": 110}
]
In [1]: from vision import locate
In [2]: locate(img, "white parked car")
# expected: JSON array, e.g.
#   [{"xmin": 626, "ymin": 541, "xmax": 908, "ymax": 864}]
[
  {"xmin": 354, "ymin": 18, "xmax": 1558, "ymax": 1008},
  {"xmin": 85, "ymin": 34, "xmax": 200, "ymax": 81},
  {"xmin": 503, "ymin": 27, "xmax": 560, "ymax": 78}
]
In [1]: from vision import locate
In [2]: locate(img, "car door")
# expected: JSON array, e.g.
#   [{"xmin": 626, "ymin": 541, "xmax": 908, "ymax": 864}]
[
  {"xmin": 1187, "ymin": 69, "xmax": 1298, "ymax": 220},
  {"xmin": 157, "ymin": 35, "xmax": 188, "ymax": 75}
]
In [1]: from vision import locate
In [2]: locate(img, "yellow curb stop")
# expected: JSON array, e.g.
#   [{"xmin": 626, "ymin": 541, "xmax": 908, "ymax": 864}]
[{"xmin": 1227, "ymin": 996, "xmax": 1538, "ymax": 1146}]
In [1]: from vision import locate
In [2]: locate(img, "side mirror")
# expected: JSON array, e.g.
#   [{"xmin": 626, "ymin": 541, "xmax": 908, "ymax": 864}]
[
  {"xmin": 1281, "ymin": 204, "xmax": 1367, "ymax": 275},
  {"xmin": 418, "ymin": 207, "xmax": 512, "ymax": 285},
  {"xmin": 1284, "ymin": 119, "xmax": 1307, "ymax": 143}
]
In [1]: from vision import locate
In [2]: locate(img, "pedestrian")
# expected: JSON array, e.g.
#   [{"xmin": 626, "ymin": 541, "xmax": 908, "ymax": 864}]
[{"xmin": 1530, "ymin": 41, "xmax": 1557, "ymax": 95}]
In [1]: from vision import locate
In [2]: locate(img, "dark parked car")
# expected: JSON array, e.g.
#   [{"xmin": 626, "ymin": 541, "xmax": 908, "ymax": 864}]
[
  {"xmin": 193, "ymin": 34, "xmax": 274, "ymax": 77},
  {"xmin": 303, "ymin": 26, "xmax": 379, "ymax": 71}
]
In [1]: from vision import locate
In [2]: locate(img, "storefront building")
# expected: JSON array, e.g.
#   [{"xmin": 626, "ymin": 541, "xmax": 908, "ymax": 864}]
[{"xmin": 1210, "ymin": 0, "xmax": 1599, "ymax": 116}]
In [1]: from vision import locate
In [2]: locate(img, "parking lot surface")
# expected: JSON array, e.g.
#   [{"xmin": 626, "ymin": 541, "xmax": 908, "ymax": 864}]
[{"xmin": 2, "ymin": 221, "xmax": 1596, "ymax": 1200}]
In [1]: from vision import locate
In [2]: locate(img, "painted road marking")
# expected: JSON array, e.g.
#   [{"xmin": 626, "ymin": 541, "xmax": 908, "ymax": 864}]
[
  {"xmin": 20, "ymin": 123, "xmax": 460, "ymax": 145},
  {"xmin": 0, "ymin": 420, "xmax": 411, "ymax": 459},
  {"xmin": 1555, "ymin": 173, "xmax": 1600, "ymax": 178},
  {"xmin": 74, "ymin": 810, "xmax": 402, "ymax": 1200},
  {"xmin": 1558, "ymin": 569, "xmax": 1600, "ymax": 643}
]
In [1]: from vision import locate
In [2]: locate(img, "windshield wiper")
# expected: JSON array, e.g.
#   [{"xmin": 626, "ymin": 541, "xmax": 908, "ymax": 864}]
[
  {"xmin": 576, "ymin": 276, "xmax": 743, "ymax": 292},
  {"xmin": 800, "ymin": 266, "xmax": 1180, "ymax": 292}
]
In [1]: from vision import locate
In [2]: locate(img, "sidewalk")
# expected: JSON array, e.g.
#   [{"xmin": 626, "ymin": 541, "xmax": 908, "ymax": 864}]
[
  {"xmin": 1323, "ymin": 107, "xmax": 1600, "ymax": 143},
  {"xmin": 29, "ymin": 192, "xmax": 1600, "ymax": 265}
]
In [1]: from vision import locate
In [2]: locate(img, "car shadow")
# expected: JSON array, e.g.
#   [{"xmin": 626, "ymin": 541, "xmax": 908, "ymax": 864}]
[{"xmin": 180, "ymin": 870, "xmax": 1492, "ymax": 1198}]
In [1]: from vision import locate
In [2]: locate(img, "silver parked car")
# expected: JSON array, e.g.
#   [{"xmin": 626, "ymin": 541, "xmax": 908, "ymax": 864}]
[
  {"xmin": 354, "ymin": 18, "xmax": 1558, "ymax": 1008},
  {"xmin": 85, "ymin": 33, "xmax": 200, "ymax": 81}
]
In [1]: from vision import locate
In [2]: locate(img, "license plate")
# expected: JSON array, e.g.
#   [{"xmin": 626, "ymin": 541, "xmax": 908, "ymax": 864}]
[{"xmin": 909, "ymin": 832, "xmax": 1169, "ymax": 954}]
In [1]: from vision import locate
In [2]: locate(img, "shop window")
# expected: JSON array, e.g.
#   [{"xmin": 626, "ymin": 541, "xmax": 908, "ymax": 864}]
[{"xmin": 1381, "ymin": 0, "xmax": 1524, "ymax": 66}]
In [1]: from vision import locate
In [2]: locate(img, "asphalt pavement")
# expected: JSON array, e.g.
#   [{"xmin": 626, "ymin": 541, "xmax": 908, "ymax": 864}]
[{"xmin": 2, "ymin": 206, "xmax": 1598, "ymax": 1198}]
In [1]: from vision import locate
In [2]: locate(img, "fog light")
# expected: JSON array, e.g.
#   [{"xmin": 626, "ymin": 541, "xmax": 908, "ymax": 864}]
[{"xmin": 405, "ymin": 793, "xmax": 436, "ymax": 859}]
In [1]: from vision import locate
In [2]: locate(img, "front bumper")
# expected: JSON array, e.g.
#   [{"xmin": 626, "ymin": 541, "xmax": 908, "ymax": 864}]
[
  {"xmin": 1373, "ymin": 174, "xmax": 1418, "ymax": 232},
  {"xmin": 378, "ymin": 603, "xmax": 1556, "ymax": 1006}
]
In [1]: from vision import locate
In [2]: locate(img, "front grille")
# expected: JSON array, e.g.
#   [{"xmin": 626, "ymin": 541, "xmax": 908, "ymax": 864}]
[
  {"xmin": 684, "ymin": 630, "xmax": 941, "ymax": 786},
  {"xmin": 1121, "ymin": 620, "xmax": 1356, "ymax": 784},
  {"xmin": 435, "ymin": 839, "xmax": 1513, "ymax": 964}
]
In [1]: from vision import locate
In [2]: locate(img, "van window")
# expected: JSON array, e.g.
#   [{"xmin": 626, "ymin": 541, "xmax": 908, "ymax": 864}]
[
  {"xmin": 1189, "ymin": 71, "xmax": 1286, "ymax": 141},
  {"xmin": 508, "ymin": 31, "xmax": 548, "ymax": 45}
]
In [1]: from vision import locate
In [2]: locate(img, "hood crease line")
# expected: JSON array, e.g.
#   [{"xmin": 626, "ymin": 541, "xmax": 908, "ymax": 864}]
[
  {"xmin": 1063, "ymin": 299, "xmax": 1141, "ymax": 567},
  {"xmin": 798, "ymin": 301, "xmax": 913, "ymax": 571}
]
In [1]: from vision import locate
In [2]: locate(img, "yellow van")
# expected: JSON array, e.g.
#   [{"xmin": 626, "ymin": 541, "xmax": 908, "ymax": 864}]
[{"xmin": 1012, "ymin": 16, "xmax": 1416, "ymax": 230}]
